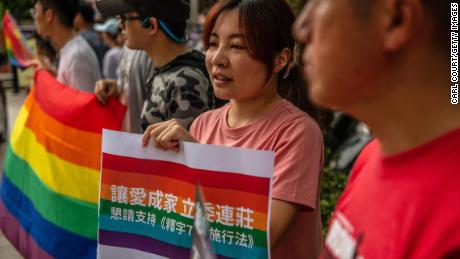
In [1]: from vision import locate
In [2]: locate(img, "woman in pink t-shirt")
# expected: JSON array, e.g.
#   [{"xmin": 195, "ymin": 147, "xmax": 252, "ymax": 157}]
[{"xmin": 142, "ymin": 0, "xmax": 325, "ymax": 257}]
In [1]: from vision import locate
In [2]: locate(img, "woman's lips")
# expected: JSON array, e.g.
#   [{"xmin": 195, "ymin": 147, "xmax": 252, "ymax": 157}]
[{"xmin": 212, "ymin": 73, "xmax": 233, "ymax": 86}]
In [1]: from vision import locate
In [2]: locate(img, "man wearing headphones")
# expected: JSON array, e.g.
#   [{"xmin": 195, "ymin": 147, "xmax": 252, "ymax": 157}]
[{"xmin": 96, "ymin": 0, "xmax": 215, "ymax": 131}]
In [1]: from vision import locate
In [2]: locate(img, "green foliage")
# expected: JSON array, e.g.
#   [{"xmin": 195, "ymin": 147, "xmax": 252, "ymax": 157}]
[
  {"xmin": 286, "ymin": 0, "xmax": 307, "ymax": 15},
  {"xmin": 1, "ymin": 0, "xmax": 32, "ymax": 22},
  {"xmin": 320, "ymin": 151, "xmax": 349, "ymax": 237}
]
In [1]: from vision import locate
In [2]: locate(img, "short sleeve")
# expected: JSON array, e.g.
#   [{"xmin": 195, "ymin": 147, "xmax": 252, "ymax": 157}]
[
  {"xmin": 271, "ymin": 117, "xmax": 324, "ymax": 209},
  {"xmin": 189, "ymin": 113, "xmax": 202, "ymax": 139}
]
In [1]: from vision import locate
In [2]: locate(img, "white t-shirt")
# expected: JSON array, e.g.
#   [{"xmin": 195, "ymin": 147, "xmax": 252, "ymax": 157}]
[{"xmin": 57, "ymin": 35, "xmax": 101, "ymax": 92}]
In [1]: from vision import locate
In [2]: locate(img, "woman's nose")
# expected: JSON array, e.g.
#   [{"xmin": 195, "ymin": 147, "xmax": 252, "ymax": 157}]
[{"xmin": 211, "ymin": 46, "xmax": 229, "ymax": 68}]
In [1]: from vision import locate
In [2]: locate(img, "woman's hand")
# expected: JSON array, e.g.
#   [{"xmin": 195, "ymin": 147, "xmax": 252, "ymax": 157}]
[
  {"xmin": 94, "ymin": 79, "xmax": 119, "ymax": 104},
  {"xmin": 142, "ymin": 119, "xmax": 197, "ymax": 152}
]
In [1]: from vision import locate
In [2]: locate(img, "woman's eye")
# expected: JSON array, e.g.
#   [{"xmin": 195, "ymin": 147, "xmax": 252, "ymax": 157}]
[
  {"xmin": 208, "ymin": 42, "xmax": 218, "ymax": 48},
  {"xmin": 231, "ymin": 44, "xmax": 245, "ymax": 50}
]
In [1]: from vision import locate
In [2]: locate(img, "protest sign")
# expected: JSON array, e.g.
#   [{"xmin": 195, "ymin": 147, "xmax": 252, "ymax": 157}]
[{"xmin": 98, "ymin": 130, "xmax": 274, "ymax": 259}]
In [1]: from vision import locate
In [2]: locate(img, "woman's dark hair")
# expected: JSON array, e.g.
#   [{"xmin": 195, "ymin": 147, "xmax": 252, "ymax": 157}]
[{"xmin": 203, "ymin": 0, "xmax": 331, "ymax": 130}]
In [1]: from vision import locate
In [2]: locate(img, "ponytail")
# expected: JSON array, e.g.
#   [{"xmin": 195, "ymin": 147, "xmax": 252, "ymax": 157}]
[{"xmin": 277, "ymin": 65, "xmax": 332, "ymax": 134}]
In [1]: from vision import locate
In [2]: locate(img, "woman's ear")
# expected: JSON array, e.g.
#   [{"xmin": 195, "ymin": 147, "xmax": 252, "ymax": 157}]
[{"xmin": 274, "ymin": 48, "xmax": 292, "ymax": 73}]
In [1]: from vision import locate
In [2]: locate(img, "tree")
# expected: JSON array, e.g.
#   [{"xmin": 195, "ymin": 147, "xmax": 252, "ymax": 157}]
[
  {"xmin": 1, "ymin": 0, "xmax": 32, "ymax": 22},
  {"xmin": 286, "ymin": 0, "xmax": 307, "ymax": 15}
]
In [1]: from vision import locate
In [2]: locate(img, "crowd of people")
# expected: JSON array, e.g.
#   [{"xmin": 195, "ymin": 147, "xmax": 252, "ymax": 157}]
[{"xmin": 28, "ymin": 0, "xmax": 459, "ymax": 258}]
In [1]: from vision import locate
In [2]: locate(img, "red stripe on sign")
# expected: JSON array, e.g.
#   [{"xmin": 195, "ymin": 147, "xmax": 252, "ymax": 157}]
[{"xmin": 102, "ymin": 153, "xmax": 271, "ymax": 196}]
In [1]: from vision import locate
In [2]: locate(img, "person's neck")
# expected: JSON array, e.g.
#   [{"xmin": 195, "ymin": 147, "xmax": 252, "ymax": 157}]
[
  {"xmin": 351, "ymin": 52, "xmax": 460, "ymax": 155},
  {"xmin": 76, "ymin": 23, "xmax": 91, "ymax": 33},
  {"xmin": 51, "ymin": 26, "xmax": 76, "ymax": 50},
  {"xmin": 227, "ymin": 84, "xmax": 282, "ymax": 128},
  {"xmin": 146, "ymin": 38, "xmax": 188, "ymax": 68}
]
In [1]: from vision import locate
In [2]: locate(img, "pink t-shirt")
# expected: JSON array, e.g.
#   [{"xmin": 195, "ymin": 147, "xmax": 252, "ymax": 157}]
[{"xmin": 190, "ymin": 100, "xmax": 324, "ymax": 258}]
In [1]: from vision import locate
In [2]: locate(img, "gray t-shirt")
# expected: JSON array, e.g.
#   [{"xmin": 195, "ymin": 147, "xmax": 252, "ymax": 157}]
[
  {"xmin": 103, "ymin": 47, "xmax": 122, "ymax": 80},
  {"xmin": 117, "ymin": 47, "xmax": 154, "ymax": 133},
  {"xmin": 57, "ymin": 35, "xmax": 101, "ymax": 92}
]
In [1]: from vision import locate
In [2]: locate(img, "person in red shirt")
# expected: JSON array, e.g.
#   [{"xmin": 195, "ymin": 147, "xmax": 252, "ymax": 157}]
[{"xmin": 293, "ymin": 0, "xmax": 459, "ymax": 258}]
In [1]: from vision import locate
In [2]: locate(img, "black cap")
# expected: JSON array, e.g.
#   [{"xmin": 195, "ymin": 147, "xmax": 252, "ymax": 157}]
[{"xmin": 95, "ymin": 0, "xmax": 190, "ymax": 23}]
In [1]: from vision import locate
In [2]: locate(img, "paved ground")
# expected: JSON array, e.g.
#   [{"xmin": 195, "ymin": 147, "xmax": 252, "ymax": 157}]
[{"xmin": 0, "ymin": 89, "xmax": 27, "ymax": 259}]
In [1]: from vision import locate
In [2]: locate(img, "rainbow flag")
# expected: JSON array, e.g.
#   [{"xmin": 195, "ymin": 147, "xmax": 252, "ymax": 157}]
[
  {"xmin": 0, "ymin": 69, "xmax": 126, "ymax": 258},
  {"xmin": 3, "ymin": 10, "xmax": 36, "ymax": 68},
  {"xmin": 99, "ymin": 130, "xmax": 274, "ymax": 258}
]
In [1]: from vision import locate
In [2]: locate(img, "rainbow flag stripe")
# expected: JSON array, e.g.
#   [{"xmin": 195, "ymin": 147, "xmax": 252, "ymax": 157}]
[
  {"xmin": 99, "ymin": 130, "xmax": 274, "ymax": 258},
  {"xmin": 2, "ymin": 10, "xmax": 36, "ymax": 68},
  {"xmin": 0, "ymin": 69, "xmax": 126, "ymax": 258}
]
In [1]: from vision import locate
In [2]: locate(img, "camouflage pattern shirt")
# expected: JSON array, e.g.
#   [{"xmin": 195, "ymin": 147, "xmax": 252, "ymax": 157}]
[{"xmin": 140, "ymin": 50, "xmax": 214, "ymax": 131}]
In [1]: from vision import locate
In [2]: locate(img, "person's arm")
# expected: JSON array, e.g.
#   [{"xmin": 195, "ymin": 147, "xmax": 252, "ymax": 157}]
[
  {"xmin": 270, "ymin": 117, "xmax": 323, "ymax": 251},
  {"xmin": 102, "ymin": 52, "xmax": 111, "ymax": 79},
  {"xmin": 270, "ymin": 199, "xmax": 300, "ymax": 249}
]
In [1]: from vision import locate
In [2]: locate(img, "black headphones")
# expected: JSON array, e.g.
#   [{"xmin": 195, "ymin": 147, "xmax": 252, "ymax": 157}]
[{"xmin": 141, "ymin": 17, "xmax": 153, "ymax": 29}]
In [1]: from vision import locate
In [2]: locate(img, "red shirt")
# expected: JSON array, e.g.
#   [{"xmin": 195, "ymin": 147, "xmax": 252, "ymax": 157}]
[{"xmin": 324, "ymin": 128, "xmax": 460, "ymax": 259}]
